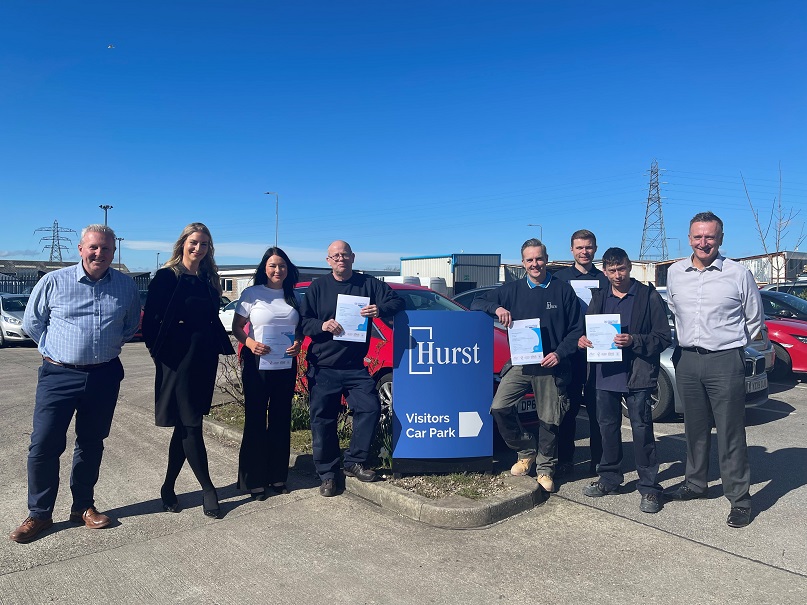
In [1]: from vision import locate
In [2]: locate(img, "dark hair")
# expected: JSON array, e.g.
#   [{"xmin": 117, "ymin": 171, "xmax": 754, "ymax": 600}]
[
  {"xmin": 690, "ymin": 211, "xmax": 723, "ymax": 233},
  {"xmin": 252, "ymin": 247, "xmax": 300, "ymax": 309},
  {"xmin": 570, "ymin": 229, "xmax": 596, "ymax": 246},
  {"xmin": 601, "ymin": 247, "xmax": 631, "ymax": 268},
  {"xmin": 521, "ymin": 238, "xmax": 547, "ymax": 258}
]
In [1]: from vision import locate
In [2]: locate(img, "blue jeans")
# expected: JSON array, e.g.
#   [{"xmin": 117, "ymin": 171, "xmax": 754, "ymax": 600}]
[
  {"xmin": 595, "ymin": 389, "xmax": 661, "ymax": 496},
  {"xmin": 27, "ymin": 359, "xmax": 123, "ymax": 519},
  {"xmin": 307, "ymin": 367, "xmax": 380, "ymax": 480}
]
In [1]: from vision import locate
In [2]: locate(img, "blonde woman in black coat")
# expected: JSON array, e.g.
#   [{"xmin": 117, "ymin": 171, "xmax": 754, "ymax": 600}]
[{"xmin": 143, "ymin": 223, "xmax": 234, "ymax": 518}]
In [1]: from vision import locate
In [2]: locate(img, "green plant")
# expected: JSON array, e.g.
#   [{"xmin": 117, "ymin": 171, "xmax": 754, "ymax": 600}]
[{"xmin": 290, "ymin": 394, "xmax": 311, "ymax": 431}]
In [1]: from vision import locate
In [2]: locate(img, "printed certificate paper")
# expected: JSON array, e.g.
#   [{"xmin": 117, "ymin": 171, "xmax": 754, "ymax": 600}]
[
  {"xmin": 334, "ymin": 294, "xmax": 370, "ymax": 342},
  {"xmin": 585, "ymin": 314, "xmax": 622, "ymax": 362},
  {"xmin": 508, "ymin": 318, "xmax": 543, "ymax": 365},
  {"xmin": 254, "ymin": 325, "xmax": 296, "ymax": 370},
  {"xmin": 570, "ymin": 280, "xmax": 600, "ymax": 307}
]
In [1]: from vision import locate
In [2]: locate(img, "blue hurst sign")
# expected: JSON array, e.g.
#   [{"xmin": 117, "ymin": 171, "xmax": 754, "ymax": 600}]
[{"xmin": 392, "ymin": 310, "xmax": 493, "ymax": 473}]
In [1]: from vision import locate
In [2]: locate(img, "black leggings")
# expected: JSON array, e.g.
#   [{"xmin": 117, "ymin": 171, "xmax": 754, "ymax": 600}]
[{"xmin": 163, "ymin": 422, "xmax": 215, "ymax": 493}]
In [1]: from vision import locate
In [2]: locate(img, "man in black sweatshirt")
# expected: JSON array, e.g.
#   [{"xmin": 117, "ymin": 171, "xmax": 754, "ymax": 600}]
[
  {"xmin": 578, "ymin": 248, "xmax": 671, "ymax": 513},
  {"xmin": 300, "ymin": 240, "xmax": 404, "ymax": 497},
  {"xmin": 472, "ymin": 238, "xmax": 583, "ymax": 493}
]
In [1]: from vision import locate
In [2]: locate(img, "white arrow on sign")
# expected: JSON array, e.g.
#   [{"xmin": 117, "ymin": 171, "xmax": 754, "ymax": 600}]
[{"xmin": 458, "ymin": 411, "xmax": 483, "ymax": 438}]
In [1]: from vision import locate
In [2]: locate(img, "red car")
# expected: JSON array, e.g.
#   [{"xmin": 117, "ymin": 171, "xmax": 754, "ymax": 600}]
[
  {"xmin": 765, "ymin": 317, "xmax": 807, "ymax": 377},
  {"xmin": 291, "ymin": 281, "xmax": 533, "ymax": 421}
]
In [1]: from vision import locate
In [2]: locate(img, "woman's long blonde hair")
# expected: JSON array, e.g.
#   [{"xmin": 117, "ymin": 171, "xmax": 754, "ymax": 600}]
[{"xmin": 163, "ymin": 222, "xmax": 222, "ymax": 294}]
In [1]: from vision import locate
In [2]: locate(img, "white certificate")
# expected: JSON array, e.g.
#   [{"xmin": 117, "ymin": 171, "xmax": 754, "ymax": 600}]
[
  {"xmin": 334, "ymin": 294, "xmax": 370, "ymax": 342},
  {"xmin": 508, "ymin": 318, "xmax": 544, "ymax": 366},
  {"xmin": 570, "ymin": 280, "xmax": 600, "ymax": 307},
  {"xmin": 254, "ymin": 324, "xmax": 296, "ymax": 370},
  {"xmin": 585, "ymin": 314, "xmax": 622, "ymax": 362}
]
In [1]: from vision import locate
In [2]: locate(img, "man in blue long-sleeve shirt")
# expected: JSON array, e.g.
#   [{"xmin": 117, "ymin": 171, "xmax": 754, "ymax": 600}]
[
  {"xmin": 472, "ymin": 238, "xmax": 583, "ymax": 493},
  {"xmin": 10, "ymin": 225, "xmax": 139, "ymax": 544}
]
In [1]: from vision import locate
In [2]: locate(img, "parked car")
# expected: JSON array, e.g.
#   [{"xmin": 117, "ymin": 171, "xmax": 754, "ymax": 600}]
[
  {"xmin": 456, "ymin": 284, "xmax": 769, "ymax": 421},
  {"xmin": 761, "ymin": 281, "xmax": 807, "ymax": 299},
  {"xmin": 219, "ymin": 300, "xmax": 238, "ymax": 333},
  {"xmin": 291, "ymin": 281, "xmax": 533, "ymax": 423},
  {"xmin": 0, "ymin": 294, "xmax": 32, "ymax": 347},
  {"xmin": 760, "ymin": 289, "xmax": 807, "ymax": 321},
  {"xmin": 756, "ymin": 290, "xmax": 807, "ymax": 378},
  {"xmin": 764, "ymin": 316, "xmax": 807, "ymax": 378}
]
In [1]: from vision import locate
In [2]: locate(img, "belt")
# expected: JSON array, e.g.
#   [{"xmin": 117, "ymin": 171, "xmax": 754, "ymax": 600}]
[
  {"xmin": 680, "ymin": 346, "xmax": 737, "ymax": 355},
  {"xmin": 43, "ymin": 356, "xmax": 113, "ymax": 370}
]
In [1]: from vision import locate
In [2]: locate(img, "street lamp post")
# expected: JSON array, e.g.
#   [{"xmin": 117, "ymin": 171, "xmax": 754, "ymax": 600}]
[
  {"xmin": 156, "ymin": 252, "xmax": 160, "ymax": 269},
  {"xmin": 265, "ymin": 191, "xmax": 279, "ymax": 247},
  {"xmin": 116, "ymin": 237, "xmax": 124, "ymax": 269},
  {"xmin": 527, "ymin": 224, "xmax": 543, "ymax": 241},
  {"xmin": 99, "ymin": 204, "xmax": 113, "ymax": 226}
]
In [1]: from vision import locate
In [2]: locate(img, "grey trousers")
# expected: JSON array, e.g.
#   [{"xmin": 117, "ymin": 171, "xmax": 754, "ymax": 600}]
[
  {"xmin": 491, "ymin": 364, "xmax": 569, "ymax": 476},
  {"xmin": 674, "ymin": 348, "xmax": 751, "ymax": 508}
]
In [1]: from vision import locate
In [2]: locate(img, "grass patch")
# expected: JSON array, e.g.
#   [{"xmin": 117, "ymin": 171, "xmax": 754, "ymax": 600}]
[
  {"xmin": 208, "ymin": 402, "xmax": 245, "ymax": 428},
  {"xmin": 389, "ymin": 472, "xmax": 510, "ymax": 500}
]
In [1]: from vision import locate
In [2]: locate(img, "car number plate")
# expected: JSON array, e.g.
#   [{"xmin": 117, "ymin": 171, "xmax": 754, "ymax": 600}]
[
  {"xmin": 747, "ymin": 375, "xmax": 767, "ymax": 393},
  {"xmin": 518, "ymin": 398, "xmax": 536, "ymax": 414}
]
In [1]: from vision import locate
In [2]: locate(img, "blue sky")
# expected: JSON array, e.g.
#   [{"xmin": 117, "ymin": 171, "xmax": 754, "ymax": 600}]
[{"xmin": 1, "ymin": 1, "xmax": 805, "ymax": 272}]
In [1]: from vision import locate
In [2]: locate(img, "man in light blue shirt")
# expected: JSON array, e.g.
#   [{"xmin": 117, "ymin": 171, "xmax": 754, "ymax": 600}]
[
  {"xmin": 665, "ymin": 211, "xmax": 763, "ymax": 529},
  {"xmin": 10, "ymin": 225, "xmax": 140, "ymax": 544}
]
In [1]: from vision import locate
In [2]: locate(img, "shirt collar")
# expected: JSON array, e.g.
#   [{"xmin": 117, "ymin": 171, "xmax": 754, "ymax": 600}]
[
  {"xmin": 526, "ymin": 273, "xmax": 552, "ymax": 289},
  {"xmin": 606, "ymin": 279, "xmax": 638, "ymax": 298},
  {"xmin": 74, "ymin": 261, "xmax": 112, "ymax": 284},
  {"xmin": 685, "ymin": 252, "xmax": 725, "ymax": 272}
]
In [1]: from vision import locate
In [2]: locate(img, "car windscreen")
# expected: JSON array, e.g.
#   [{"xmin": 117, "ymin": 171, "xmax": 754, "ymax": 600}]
[
  {"xmin": 1, "ymin": 296, "xmax": 28, "ymax": 312},
  {"xmin": 762, "ymin": 291, "xmax": 807, "ymax": 318}
]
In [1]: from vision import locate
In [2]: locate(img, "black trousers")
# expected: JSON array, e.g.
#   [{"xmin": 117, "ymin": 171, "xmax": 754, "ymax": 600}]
[
  {"xmin": 557, "ymin": 350, "xmax": 601, "ymax": 469},
  {"xmin": 675, "ymin": 347, "xmax": 751, "ymax": 508},
  {"xmin": 237, "ymin": 350, "xmax": 296, "ymax": 490}
]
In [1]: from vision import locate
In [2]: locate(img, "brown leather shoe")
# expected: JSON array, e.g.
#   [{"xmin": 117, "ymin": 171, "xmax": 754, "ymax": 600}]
[
  {"xmin": 69, "ymin": 506, "xmax": 111, "ymax": 529},
  {"xmin": 9, "ymin": 516, "xmax": 54, "ymax": 543}
]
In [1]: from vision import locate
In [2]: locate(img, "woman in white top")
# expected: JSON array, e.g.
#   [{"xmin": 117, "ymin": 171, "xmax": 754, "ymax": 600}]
[{"xmin": 233, "ymin": 247, "xmax": 303, "ymax": 499}]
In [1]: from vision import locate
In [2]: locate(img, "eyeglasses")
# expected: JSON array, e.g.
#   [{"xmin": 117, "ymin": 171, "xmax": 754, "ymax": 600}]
[{"xmin": 328, "ymin": 253, "xmax": 351, "ymax": 260}]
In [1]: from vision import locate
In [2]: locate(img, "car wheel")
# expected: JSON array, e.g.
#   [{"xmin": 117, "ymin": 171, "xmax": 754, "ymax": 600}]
[
  {"xmin": 771, "ymin": 343, "xmax": 793, "ymax": 379},
  {"xmin": 622, "ymin": 369, "xmax": 674, "ymax": 421},
  {"xmin": 376, "ymin": 373, "xmax": 392, "ymax": 420},
  {"xmin": 0, "ymin": 328, "xmax": 5, "ymax": 348}
]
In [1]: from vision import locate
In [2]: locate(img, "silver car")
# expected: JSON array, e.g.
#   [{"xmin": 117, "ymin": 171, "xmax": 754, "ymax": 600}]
[
  {"xmin": 0, "ymin": 294, "xmax": 32, "ymax": 347},
  {"xmin": 454, "ymin": 284, "xmax": 771, "ymax": 421}
]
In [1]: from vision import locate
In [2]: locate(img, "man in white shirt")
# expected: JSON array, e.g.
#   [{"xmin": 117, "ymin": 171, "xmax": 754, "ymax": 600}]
[{"xmin": 665, "ymin": 212, "xmax": 763, "ymax": 528}]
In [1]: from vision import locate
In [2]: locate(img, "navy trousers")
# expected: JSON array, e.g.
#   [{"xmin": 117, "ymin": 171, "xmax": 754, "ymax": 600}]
[
  {"xmin": 307, "ymin": 367, "xmax": 380, "ymax": 480},
  {"xmin": 27, "ymin": 358, "xmax": 123, "ymax": 520},
  {"xmin": 595, "ymin": 388, "xmax": 661, "ymax": 496}
]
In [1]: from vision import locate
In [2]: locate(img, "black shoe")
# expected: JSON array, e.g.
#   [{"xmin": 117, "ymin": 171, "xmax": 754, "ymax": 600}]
[
  {"xmin": 343, "ymin": 462, "xmax": 376, "ymax": 482},
  {"xmin": 269, "ymin": 483, "xmax": 290, "ymax": 495},
  {"xmin": 726, "ymin": 507, "xmax": 751, "ymax": 528},
  {"xmin": 320, "ymin": 478, "xmax": 336, "ymax": 497},
  {"xmin": 666, "ymin": 483, "xmax": 706, "ymax": 501},
  {"xmin": 555, "ymin": 462, "xmax": 574, "ymax": 478},
  {"xmin": 161, "ymin": 485, "xmax": 179, "ymax": 513},
  {"xmin": 640, "ymin": 493, "xmax": 662, "ymax": 514},
  {"xmin": 203, "ymin": 489, "xmax": 221, "ymax": 518},
  {"xmin": 582, "ymin": 481, "xmax": 617, "ymax": 498},
  {"xmin": 250, "ymin": 489, "xmax": 269, "ymax": 501}
]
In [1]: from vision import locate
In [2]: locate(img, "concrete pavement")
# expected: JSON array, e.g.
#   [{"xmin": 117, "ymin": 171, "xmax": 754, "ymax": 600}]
[{"xmin": 1, "ymin": 343, "xmax": 806, "ymax": 604}]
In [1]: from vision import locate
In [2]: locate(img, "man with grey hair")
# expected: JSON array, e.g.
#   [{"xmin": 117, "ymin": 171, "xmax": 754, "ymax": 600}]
[
  {"xmin": 10, "ymin": 225, "xmax": 140, "ymax": 543},
  {"xmin": 665, "ymin": 211, "xmax": 763, "ymax": 528},
  {"xmin": 472, "ymin": 238, "xmax": 583, "ymax": 493}
]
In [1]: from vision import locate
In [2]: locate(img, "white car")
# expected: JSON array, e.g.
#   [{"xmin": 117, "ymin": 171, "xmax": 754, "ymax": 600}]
[
  {"xmin": 0, "ymin": 294, "xmax": 32, "ymax": 347},
  {"xmin": 219, "ymin": 300, "xmax": 238, "ymax": 333}
]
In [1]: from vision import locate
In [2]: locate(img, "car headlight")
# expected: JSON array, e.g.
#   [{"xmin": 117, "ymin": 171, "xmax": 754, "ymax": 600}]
[
  {"xmin": 2, "ymin": 315, "xmax": 21, "ymax": 325},
  {"xmin": 793, "ymin": 335, "xmax": 807, "ymax": 345}
]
